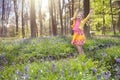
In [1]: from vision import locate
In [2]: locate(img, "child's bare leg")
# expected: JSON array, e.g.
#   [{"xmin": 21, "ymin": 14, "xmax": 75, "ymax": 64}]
[
  {"xmin": 80, "ymin": 45, "xmax": 84, "ymax": 54},
  {"xmin": 76, "ymin": 45, "xmax": 84, "ymax": 54}
]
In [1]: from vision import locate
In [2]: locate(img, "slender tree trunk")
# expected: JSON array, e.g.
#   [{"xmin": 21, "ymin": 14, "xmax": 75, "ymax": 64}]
[
  {"xmin": 13, "ymin": 0, "xmax": 19, "ymax": 35},
  {"xmin": 59, "ymin": 0, "xmax": 63, "ymax": 35},
  {"xmin": 83, "ymin": 0, "xmax": 90, "ymax": 38},
  {"xmin": 64, "ymin": 6, "xmax": 67, "ymax": 35},
  {"xmin": 102, "ymin": 0, "xmax": 106, "ymax": 35},
  {"xmin": 117, "ymin": 12, "xmax": 120, "ymax": 32},
  {"xmin": 1, "ymin": 0, "xmax": 6, "ymax": 37},
  {"xmin": 50, "ymin": 0, "xmax": 57, "ymax": 36},
  {"xmin": 68, "ymin": 0, "xmax": 72, "ymax": 27},
  {"xmin": 70, "ymin": 0, "xmax": 74, "ymax": 35},
  {"xmin": 30, "ymin": 0, "xmax": 37, "ymax": 38},
  {"xmin": 117, "ymin": 2, "xmax": 120, "ymax": 32},
  {"xmin": 21, "ymin": 0, "xmax": 25, "ymax": 38},
  {"xmin": 110, "ymin": 0, "xmax": 116, "ymax": 35},
  {"xmin": 48, "ymin": 0, "xmax": 52, "ymax": 36},
  {"xmin": 38, "ymin": 0, "xmax": 43, "ymax": 36}
]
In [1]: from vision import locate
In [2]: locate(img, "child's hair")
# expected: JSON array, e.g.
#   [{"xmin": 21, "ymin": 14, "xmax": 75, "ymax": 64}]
[
  {"xmin": 78, "ymin": 12, "xmax": 84, "ymax": 19},
  {"xmin": 73, "ymin": 8, "xmax": 84, "ymax": 19}
]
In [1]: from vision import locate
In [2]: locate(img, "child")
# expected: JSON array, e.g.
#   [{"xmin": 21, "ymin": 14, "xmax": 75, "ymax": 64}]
[{"xmin": 71, "ymin": 9, "xmax": 92, "ymax": 55}]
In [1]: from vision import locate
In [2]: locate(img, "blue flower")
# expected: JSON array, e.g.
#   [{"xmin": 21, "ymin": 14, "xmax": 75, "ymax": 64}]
[
  {"xmin": 22, "ymin": 74, "xmax": 29, "ymax": 80},
  {"xmin": 116, "ymin": 71, "xmax": 120, "ymax": 79},
  {"xmin": 12, "ymin": 62, "xmax": 15, "ymax": 66},
  {"xmin": 116, "ymin": 58, "xmax": 120, "ymax": 63},
  {"xmin": 25, "ymin": 66, "xmax": 29, "ymax": 73},
  {"xmin": 102, "ymin": 71, "xmax": 111, "ymax": 79},
  {"xmin": 52, "ymin": 63, "xmax": 56, "ymax": 73},
  {"xmin": 116, "ymin": 74, "xmax": 120, "ymax": 79},
  {"xmin": 61, "ymin": 71, "xmax": 64, "ymax": 76},
  {"xmin": 93, "ymin": 68, "xmax": 97, "ymax": 73},
  {"xmin": 17, "ymin": 70, "xmax": 21, "ymax": 76},
  {"xmin": 102, "ymin": 52, "xmax": 107, "ymax": 57}
]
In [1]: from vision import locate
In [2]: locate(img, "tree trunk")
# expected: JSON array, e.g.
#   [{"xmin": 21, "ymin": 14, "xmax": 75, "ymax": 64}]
[
  {"xmin": 83, "ymin": 0, "xmax": 90, "ymax": 38},
  {"xmin": 59, "ymin": 0, "xmax": 63, "ymax": 35},
  {"xmin": 117, "ymin": 12, "xmax": 120, "ymax": 32},
  {"xmin": 21, "ymin": 0, "xmax": 25, "ymax": 38},
  {"xmin": 13, "ymin": 0, "xmax": 19, "ymax": 35},
  {"xmin": 30, "ymin": 0, "xmax": 37, "ymax": 38},
  {"xmin": 38, "ymin": 0, "xmax": 43, "ymax": 36},
  {"xmin": 1, "ymin": 0, "xmax": 6, "ymax": 37},
  {"xmin": 117, "ymin": 2, "xmax": 120, "ymax": 32},
  {"xmin": 110, "ymin": 0, "xmax": 116, "ymax": 35},
  {"xmin": 72, "ymin": 0, "xmax": 74, "ymax": 35},
  {"xmin": 50, "ymin": 0, "xmax": 57, "ymax": 36},
  {"xmin": 68, "ymin": 0, "xmax": 72, "ymax": 34},
  {"xmin": 64, "ymin": 5, "xmax": 67, "ymax": 35},
  {"xmin": 102, "ymin": 0, "xmax": 106, "ymax": 35}
]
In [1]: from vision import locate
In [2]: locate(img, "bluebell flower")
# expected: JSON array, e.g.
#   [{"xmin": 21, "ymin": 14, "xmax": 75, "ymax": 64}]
[
  {"xmin": 93, "ymin": 68, "xmax": 97, "ymax": 73},
  {"xmin": 116, "ymin": 58, "xmax": 120, "ymax": 63},
  {"xmin": 115, "ymin": 66, "xmax": 120, "ymax": 71},
  {"xmin": 12, "ymin": 62, "xmax": 15, "ymax": 66},
  {"xmin": 102, "ymin": 52, "xmax": 107, "ymax": 57},
  {"xmin": 22, "ymin": 74, "xmax": 29, "ymax": 80},
  {"xmin": 61, "ymin": 71, "xmax": 64, "ymax": 76},
  {"xmin": 4, "ymin": 60, "xmax": 8, "ymax": 65},
  {"xmin": 102, "ymin": 71, "xmax": 111, "ymax": 80},
  {"xmin": 116, "ymin": 71, "xmax": 120, "ymax": 79},
  {"xmin": 17, "ymin": 70, "xmax": 21, "ymax": 76},
  {"xmin": 25, "ymin": 66, "xmax": 29, "ymax": 73},
  {"xmin": 39, "ymin": 59, "xmax": 43, "ymax": 62},
  {"xmin": 116, "ymin": 74, "xmax": 120, "ymax": 79},
  {"xmin": 52, "ymin": 63, "xmax": 56, "ymax": 73},
  {"xmin": 0, "ymin": 66, "xmax": 4, "ymax": 71}
]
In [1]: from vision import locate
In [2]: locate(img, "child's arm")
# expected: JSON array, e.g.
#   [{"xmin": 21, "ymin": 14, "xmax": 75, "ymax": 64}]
[
  {"xmin": 79, "ymin": 10, "xmax": 93, "ymax": 29},
  {"xmin": 71, "ymin": 19, "xmax": 76, "ymax": 28},
  {"xmin": 79, "ymin": 13, "xmax": 91, "ymax": 29},
  {"xmin": 82, "ymin": 13, "xmax": 91, "ymax": 24},
  {"xmin": 71, "ymin": 9, "xmax": 79, "ymax": 28}
]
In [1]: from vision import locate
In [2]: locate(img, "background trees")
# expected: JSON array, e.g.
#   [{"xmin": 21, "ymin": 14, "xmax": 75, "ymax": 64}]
[{"xmin": 0, "ymin": 0, "xmax": 120, "ymax": 38}]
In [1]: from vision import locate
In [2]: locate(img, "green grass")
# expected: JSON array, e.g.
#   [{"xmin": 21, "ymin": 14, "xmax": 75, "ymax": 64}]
[{"xmin": 0, "ymin": 36, "xmax": 120, "ymax": 80}]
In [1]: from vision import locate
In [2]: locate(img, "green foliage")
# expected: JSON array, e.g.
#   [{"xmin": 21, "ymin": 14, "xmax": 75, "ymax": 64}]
[
  {"xmin": 0, "ymin": 36, "xmax": 120, "ymax": 79},
  {"xmin": 0, "ymin": 55, "xmax": 100, "ymax": 80},
  {"xmin": 90, "ymin": 0, "xmax": 118, "ymax": 33}
]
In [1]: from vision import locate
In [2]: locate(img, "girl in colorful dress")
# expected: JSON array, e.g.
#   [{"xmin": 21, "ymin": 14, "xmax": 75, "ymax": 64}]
[{"xmin": 71, "ymin": 9, "xmax": 92, "ymax": 55}]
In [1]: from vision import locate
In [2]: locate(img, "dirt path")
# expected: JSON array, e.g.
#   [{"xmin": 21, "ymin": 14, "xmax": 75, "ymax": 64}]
[{"xmin": 92, "ymin": 35, "xmax": 120, "ymax": 39}]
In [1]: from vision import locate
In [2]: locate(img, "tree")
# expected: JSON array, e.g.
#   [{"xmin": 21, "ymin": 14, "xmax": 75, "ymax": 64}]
[
  {"xmin": 30, "ymin": 0, "xmax": 37, "ymax": 38},
  {"xmin": 102, "ymin": 0, "xmax": 106, "ymax": 35},
  {"xmin": 38, "ymin": 0, "xmax": 43, "ymax": 36},
  {"xmin": 116, "ymin": 1, "xmax": 120, "ymax": 32},
  {"xmin": 58, "ymin": 0, "xmax": 65, "ymax": 35},
  {"xmin": 1, "ymin": 0, "xmax": 6, "ymax": 37},
  {"xmin": 21, "ymin": 0, "xmax": 25, "ymax": 38},
  {"xmin": 83, "ymin": 0, "xmax": 90, "ymax": 38},
  {"xmin": 1, "ymin": 0, "xmax": 12, "ymax": 37},
  {"xmin": 110, "ymin": 0, "xmax": 116, "ymax": 35},
  {"xmin": 49, "ymin": 0, "xmax": 57, "ymax": 36},
  {"xmin": 13, "ymin": 0, "xmax": 19, "ymax": 35}
]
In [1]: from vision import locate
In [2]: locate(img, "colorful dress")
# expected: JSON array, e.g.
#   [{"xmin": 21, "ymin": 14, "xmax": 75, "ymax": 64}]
[{"xmin": 71, "ymin": 14, "xmax": 91, "ymax": 45}]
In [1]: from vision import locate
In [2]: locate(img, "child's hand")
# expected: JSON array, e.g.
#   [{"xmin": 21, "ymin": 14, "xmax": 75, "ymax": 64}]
[
  {"xmin": 71, "ymin": 17, "xmax": 74, "ymax": 21},
  {"xmin": 90, "ymin": 9, "xmax": 94, "ymax": 14}
]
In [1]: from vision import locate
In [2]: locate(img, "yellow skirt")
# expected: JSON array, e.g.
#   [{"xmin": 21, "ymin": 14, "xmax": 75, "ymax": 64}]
[{"xmin": 71, "ymin": 30, "xmax": 86, "ymax": 45}]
